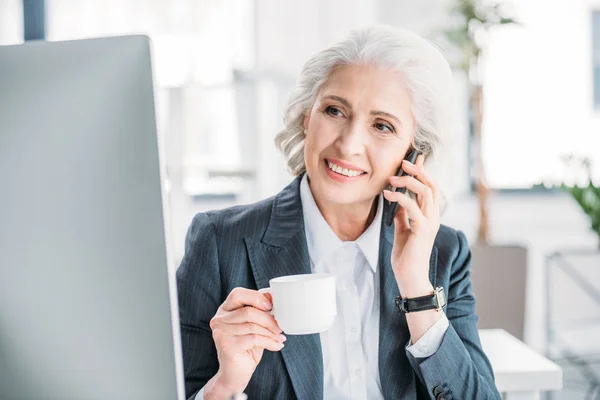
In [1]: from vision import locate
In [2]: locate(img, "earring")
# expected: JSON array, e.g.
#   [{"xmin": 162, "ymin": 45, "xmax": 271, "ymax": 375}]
[{"xmin": 303, "ymin": 129, "xmax": 307, "ymax": 134}]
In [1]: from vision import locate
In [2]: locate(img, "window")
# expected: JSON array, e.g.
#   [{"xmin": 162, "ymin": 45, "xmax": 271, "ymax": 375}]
[
  {"xmin": 46, "ymin": 0, "xmax": 255, "ymax": 196},
  {"xmin": 0, "ymin": 0, "xmax": 23, "ymax": 45},
  {"xmin": 593, "ymin": 11, "xmax": 600, "ymax": 108},
  {"xmin": 479, "ymin": 2, "xmax": 599, "ymax": 189}
]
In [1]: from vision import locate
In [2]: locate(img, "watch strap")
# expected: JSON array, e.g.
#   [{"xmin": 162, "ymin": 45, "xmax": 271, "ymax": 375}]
[{"xmin": 395, "ymin": 287, "xmax": 446, "ymax": 313}]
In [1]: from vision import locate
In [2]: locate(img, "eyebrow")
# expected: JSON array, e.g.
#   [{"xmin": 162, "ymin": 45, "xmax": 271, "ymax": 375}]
[{"xmin": 322, "ymin": 95, "xmax": 403, "ymax": 126}]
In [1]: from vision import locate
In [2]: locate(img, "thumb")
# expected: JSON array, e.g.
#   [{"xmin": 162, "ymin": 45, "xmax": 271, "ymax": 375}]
[
  {"xmin": 250, "ymin": 347, "xmax": 264, "ymax": 365},
  {"xmin": 261, "ymin": 292, "xmax": 273, "ymax": 304}
]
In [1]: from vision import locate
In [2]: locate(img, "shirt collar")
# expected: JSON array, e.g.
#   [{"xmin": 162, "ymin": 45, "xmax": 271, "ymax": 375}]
[{"xmin": 300, "ymin": 173, "xmax": 382, "ymax": 273}]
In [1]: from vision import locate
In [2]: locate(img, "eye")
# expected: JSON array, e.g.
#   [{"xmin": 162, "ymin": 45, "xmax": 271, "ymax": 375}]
[
  {"xmin": 325, "ymin": 106, "xmax": 344, "ymax": 117},
  {"xmin": 374, "ymin": 122, "xmax": 394, "ymax": 133}
]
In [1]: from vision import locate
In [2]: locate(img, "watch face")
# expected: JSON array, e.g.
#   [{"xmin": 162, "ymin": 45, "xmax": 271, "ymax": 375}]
[{"xmin": 435, "ymin": 287, "xmax": 446, "ymax": 310}]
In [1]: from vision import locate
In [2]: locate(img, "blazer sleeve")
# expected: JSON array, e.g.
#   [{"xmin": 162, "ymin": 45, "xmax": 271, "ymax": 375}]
[
  {"xmin": 176, "ymin": 213, "xmax": 222, "ymax": 400},
  {"xmin": 405, "ymin": 230, "xmax": 501, "ymax": 400}
]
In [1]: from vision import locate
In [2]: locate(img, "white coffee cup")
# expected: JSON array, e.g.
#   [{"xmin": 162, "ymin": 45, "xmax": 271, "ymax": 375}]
[{"xmin": 259, "ymin": 273, "xmax": 336, "ymax": 335}]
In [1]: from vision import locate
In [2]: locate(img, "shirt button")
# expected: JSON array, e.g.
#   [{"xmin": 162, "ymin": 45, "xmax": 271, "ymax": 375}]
[
  {"xmin": 354, "ymin": 368, "xmax": 362, "ymax": 377},
  {"xmin": 350, "ymin": 327, "xmax": 358, "ymax": 334}
]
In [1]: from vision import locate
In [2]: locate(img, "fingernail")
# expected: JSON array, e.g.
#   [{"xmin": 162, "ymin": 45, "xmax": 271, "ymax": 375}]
[
  {"xmin": 263, "ymin": 301, "xmax": 273, "ymax": 310},
  {"xmin": 383, "ymin": 189, "xmax": 391, "ymax": 195},
  {"xmin": 403, "ymin": 159, "xmax": 414, "ymax": 166},
  {"xmin": 278, "ymin": 343, "xmax": 285, "ymax": 349},
  {"xmin": 277, "ymin": 334, "xmax": 287, "ymax": 342}
]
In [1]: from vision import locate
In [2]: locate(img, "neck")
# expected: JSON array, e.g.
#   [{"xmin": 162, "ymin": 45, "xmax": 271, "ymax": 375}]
[{"xmin": 312, "ymin": 193, "xmax": 379, "ymax": 242}]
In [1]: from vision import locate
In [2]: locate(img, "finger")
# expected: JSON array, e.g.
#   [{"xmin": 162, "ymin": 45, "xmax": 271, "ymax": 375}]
[
  {"xmin": 402, "ymin": 157, "xmax": 439, "ymax": 204},
  {"xmin": 389, "ymin": 175, "xmax": 433, "ymax": 211},
  {"xmin": 237, "ymin": 333, "xmax": 285, "ymax": 352},
  {"xmin": 218, "ymin": 322, "xmax": 286, "ymax": 343},
  {"xmin": 383, "ymin": 189, "xmax": 426, "ymax": 225},
  {"xmin": 416, "ymin": 153, "xmax": 425, "ymax": 166},
  {"xmin": 219, "ymin": 306, "xmax": 283, "ymax": 334},
  {"xmin": 222, "ymin": 287, "xmax": 273, "ymax": 312}
]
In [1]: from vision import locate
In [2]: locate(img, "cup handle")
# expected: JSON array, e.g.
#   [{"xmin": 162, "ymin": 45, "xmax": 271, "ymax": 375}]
[{"xmin": 258, "ymin": 287, "xmax": 274, "ymax": 316}]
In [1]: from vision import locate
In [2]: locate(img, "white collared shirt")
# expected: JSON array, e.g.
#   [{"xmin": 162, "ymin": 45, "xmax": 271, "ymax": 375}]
[
  {"xmin": 300, "ymin": 173, "xmax": 449, "ymax": 400},
  {"xmin": 196, "ymin": 174, "xmax": 449, "ymax": 400}
]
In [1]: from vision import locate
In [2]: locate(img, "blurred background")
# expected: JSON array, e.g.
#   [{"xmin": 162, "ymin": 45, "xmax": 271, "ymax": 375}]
[{"xmin": 2, "ymin": 0, "xmax": 600, "ymax": 397}]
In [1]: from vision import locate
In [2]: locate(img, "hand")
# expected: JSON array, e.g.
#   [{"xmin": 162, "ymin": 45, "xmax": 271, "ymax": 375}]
[
  {"xmin": 204, "ymin": 288, "xmax": 286, "ymax": 399},
  {"xmin": 383, "ymin": 154, "xmax": 441, "ymax": 297}
]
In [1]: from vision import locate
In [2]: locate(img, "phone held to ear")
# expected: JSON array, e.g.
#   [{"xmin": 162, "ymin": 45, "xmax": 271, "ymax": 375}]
[{"xmin": 385, "ymin": 149, "xmax": 422, "ymax": 227}]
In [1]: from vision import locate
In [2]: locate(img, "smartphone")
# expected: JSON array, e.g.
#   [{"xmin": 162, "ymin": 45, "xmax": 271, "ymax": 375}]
[{"xmin": 385, "ymin": 148, "xmax": 422, "ymax": 227}]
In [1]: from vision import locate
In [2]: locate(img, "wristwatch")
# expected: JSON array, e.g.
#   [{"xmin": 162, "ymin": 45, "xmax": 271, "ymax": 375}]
[{"xmin": 395, "ymin": 287, "xmax": 447, "ymax": 313}]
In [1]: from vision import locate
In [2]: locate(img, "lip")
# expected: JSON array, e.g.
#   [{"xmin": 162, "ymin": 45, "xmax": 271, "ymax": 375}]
[
  {"xmin": 323, "ymin": 159, "xmax": 367, "ymax": 183},
  {"xmin": 325, "ymin": 158, "xmax": 366, "ymax": 173}
]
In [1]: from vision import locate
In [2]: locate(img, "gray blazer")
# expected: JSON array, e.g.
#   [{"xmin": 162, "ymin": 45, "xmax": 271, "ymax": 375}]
[{"xmin": 177, "ymin": 174, "xmax": 501, "ymax": 400}]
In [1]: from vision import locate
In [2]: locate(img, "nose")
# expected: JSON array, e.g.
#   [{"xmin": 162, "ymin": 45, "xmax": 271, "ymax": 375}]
[{"xmin": 336, "ymin": 120, "xmax": 365, "ymax": 157}]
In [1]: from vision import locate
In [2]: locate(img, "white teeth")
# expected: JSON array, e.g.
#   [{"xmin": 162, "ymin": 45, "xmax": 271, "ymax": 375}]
[{"xmin": 327, "ymin": 160, "xmax": 363, "ymax": 177}]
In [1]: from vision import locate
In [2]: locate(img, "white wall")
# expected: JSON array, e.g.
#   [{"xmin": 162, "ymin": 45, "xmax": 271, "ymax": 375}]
[
  {"xmin": 0, "ymin": 0, "xmax": 23, "ymax": 45},
  {"xmin": 483, "ymin": 0, "xmax": 600, "ymax": 188}
]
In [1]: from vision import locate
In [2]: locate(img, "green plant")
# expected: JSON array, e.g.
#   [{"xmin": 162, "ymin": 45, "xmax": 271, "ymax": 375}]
[
  {"xmin": 440, "ymin": 0, "xmax": 519, "ymax": 244},
  {"xmin": 561, "ymin": 181, "xmax": 600, "ymax": 245},
  {"xmin": 560, "ymin": 155, "xmax": 600, "ymax": 246}
]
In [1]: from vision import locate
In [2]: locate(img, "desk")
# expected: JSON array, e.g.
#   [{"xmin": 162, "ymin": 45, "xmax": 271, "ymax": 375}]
[{"xmin": 479, "ymin": 329, "xmax": 563, "ymax": 400}]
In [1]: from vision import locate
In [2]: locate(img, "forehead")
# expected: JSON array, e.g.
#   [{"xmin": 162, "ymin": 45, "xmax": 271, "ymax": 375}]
[{"xmin": 318, "ymin": 64, "xmax": 413, "ymax": 113}]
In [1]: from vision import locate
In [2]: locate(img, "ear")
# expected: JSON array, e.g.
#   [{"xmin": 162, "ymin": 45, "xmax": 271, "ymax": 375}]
[{"xmin": 303, "ymin": 112, "xmax": 310, "ymax": 132}]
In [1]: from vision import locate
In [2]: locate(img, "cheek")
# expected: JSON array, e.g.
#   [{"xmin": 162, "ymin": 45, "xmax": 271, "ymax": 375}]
[
  {"xmin": 306, "ymin": 120, "xmax": 337, "ymax": 155},
  {"xmin": 370, "ymin": 147, "xmax": 404, "ymax": 178},
  {"xmin": 303, "ymin": 132, "xmax": 326, "ymax": 172}
]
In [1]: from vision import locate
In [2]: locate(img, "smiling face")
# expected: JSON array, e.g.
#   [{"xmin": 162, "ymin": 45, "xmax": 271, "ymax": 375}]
[{"xmin": 303, "ymin": 64, "xmax": 415, "ymax": 210}]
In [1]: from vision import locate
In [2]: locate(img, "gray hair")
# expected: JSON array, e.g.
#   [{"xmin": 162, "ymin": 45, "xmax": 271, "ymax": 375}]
[{"xmin": 274, "ymin": 24, "xmax": 458, "ymax": 176}]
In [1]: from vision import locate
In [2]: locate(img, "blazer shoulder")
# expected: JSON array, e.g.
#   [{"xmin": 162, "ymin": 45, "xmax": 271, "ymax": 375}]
[
  {"xmin": 191, "ymin": 195, "xmax": 276, "ymax": 242},
  {"xmin": 434, "ymin": 224, "xmax": 470, "ymax": 267}
]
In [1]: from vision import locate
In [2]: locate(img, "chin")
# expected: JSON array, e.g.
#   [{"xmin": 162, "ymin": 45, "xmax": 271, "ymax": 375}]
[
  {"xmin": 327, "ymin": 190, "xmax": 364, "ymax": 206},
  {"xmin": 318, "ymin": 178, "xmax": 375, "ymax": 207}
]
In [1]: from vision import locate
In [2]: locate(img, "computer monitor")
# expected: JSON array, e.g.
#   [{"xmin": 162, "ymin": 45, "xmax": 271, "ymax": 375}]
[{"xmin": 0, "ymin": 36, "xmax": 185, "ymax": 400}]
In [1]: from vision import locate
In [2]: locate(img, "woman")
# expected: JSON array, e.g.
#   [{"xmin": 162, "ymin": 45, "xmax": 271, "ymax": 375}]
[{"xmin": 177, "ymin": 25, "xmax": 501, "ymax": 400}]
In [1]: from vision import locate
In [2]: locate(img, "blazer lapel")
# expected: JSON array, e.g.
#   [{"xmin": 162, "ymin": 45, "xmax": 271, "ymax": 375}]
[
  {"xmin": 245, "ymin": 175, "xmax": 323, "ymax": 400},
  {"xmin": 378, "ymin": 202, "xmax": 439, "ymax": 399}
]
